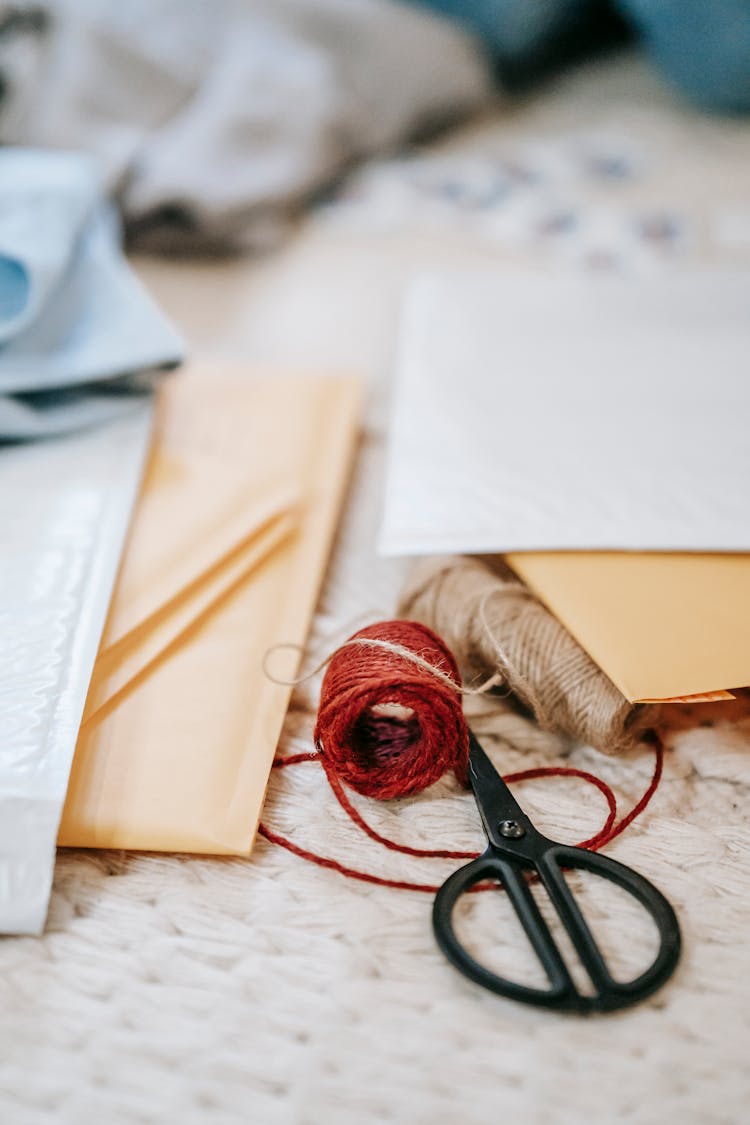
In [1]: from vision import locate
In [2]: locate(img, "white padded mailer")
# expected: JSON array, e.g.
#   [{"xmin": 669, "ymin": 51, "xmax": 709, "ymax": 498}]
[{"xmin": 0, "ymin": 403, "xmax": 153, "ymax": 933}]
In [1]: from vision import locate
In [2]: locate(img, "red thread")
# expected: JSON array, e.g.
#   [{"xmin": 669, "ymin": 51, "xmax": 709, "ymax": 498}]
[
  {"xmin": 259, "ymin": 620, "xmax": 665, "ymax": 890},
  {"xmin": 313, "ymin": 621, "xmax": 469, "ymax": 798}
]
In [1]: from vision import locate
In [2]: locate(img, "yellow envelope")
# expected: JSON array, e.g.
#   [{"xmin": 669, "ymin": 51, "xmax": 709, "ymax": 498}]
[
  {"xmin": 102, "ymin": 383, "xmax": 300, "ymax": 649},
  {"xmin": 58, "ymin": 367, "xmax": 362, "ymax": 854},
  {"xmin": 506, "ymin": 552, "xmax": 750, "ymax": 703},
  {"xmin": 82, "ymin": 510, "xmax": 297, "ymax": 724}
]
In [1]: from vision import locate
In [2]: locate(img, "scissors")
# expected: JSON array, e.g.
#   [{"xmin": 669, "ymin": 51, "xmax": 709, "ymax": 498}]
[{"xmin": 433, "ymin": 732, "xmax": 681, "ymax": 1013}]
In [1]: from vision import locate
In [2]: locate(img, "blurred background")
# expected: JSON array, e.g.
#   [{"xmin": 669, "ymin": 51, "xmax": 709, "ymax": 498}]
[
  {"xmin": 2, "ymin": 0, "xmax": 748, "ymax": 301},
  {"xmin": 2, "ymin": 0, "xmax": 748, "ymax": 392}
]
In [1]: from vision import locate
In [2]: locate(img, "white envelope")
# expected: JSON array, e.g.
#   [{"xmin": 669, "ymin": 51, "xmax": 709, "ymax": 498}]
[
  {"xmin": 380, "ymin": 270, "xmax": 750, "ymax": 555},
  {"xmin": 0, "ymin": 403, "xmax": 153, "ymax": 934}
]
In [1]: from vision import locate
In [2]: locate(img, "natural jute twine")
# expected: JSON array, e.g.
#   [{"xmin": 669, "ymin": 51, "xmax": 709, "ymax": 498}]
[{"xmin": 398, "ymin": 555, "xmax": 661, "ymax": 756}]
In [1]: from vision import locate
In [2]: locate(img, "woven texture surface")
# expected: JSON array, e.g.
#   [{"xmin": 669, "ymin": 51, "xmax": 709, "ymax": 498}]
[{"xmin": 2, "ymin": 54, "xmax": 750, "ymax": 1125}]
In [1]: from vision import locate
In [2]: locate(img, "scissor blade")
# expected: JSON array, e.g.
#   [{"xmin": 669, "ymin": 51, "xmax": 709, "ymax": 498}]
[{"xmin": 468, "ymin": 731, "xmax": 546, "ymax": 854}]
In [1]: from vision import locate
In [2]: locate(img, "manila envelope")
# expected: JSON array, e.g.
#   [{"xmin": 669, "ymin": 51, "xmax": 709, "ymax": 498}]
[
  {"xmin": 58, "ymin": 366, "xmax": 362, "ymax": 853},
  {"xmin": 81, "ymin": 511, "xmax": 298, "ymax": 724},
  {"xmin": 506, "ymin": 552, "xmax": 750, "ymax": 704}
]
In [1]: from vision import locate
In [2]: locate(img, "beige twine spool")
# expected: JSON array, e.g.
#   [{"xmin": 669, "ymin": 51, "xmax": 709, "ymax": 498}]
[{"xmin": 398, "ymin": 555, "xmax": 661, "ymax": 756}]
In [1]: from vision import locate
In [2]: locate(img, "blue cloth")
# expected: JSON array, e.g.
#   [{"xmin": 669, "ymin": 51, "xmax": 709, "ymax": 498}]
[
  {"xmin": 0, "ymin": 149, "xmax": 184, "ymax": 437},
  {"xmin": 410, "ymin": 0, "xmax": 601, "ymax": 65},
  {"xmin": 616, "ymin": 0, "xmax": 750, "ymax": 113},
  {"xmin": 414, "ymin": 0, "xmax": 750, "ymax": 112}
]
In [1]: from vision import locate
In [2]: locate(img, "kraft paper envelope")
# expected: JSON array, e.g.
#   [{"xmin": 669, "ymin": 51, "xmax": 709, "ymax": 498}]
[
  {"xmin": 76, "ymin": 369, "xmax": 302, "ymax": 720},
  {"xmin": 506, "ymin": 552, "xmax": 750, "ymax": 703},
  {"xmin": 102, "ymin": 387, "xmax": 300, "ymax": 648},
  {"xmin": 82, "ymin": 510, "xmax": 297, "ymax": 723},
  {"xmin": 58, "ymin": 368, "xmax": 362, "ymax": 853}
]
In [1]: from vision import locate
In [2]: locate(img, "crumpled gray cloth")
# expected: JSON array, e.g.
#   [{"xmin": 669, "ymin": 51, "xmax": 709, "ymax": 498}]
[{"xmin": 0, "ymin": 0, "xmax": 492, "ymax": 252}]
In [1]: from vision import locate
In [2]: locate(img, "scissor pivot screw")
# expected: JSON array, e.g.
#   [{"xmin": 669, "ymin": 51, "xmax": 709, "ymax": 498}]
[{"xmin": 499, "ymin": 819, "xmax": 525, "ymax": 839}]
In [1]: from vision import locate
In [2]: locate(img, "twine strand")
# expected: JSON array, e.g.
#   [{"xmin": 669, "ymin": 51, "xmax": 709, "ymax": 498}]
[
  {"xmin": 259, "ymin": 740, "xmax": 663, "ymax": 892},
  {"xmin": 264, "ymin": 636, "xmax": 503, "ymax": 695},
  {"xmin": 259, "ymin": 619, "xmax": 666, "ymax": 892}
]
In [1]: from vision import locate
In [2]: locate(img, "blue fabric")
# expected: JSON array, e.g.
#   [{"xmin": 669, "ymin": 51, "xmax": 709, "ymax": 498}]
[
  {"xmin": 413, "ymin": 0, "xmax": 750, "ymax": 111},
  {"xmin": 0, "ymin": 378, "xmax": 155, "ymax": 441},
  {"xmin": 616, "ymin": 0, "xmax": 750, "ymax": 113},
  {"xmin": 0, "ymin": 149, "xmax": 184, "ymax": 437},
  {"xmin": 408, "ymin": 0, "xmax": 597, "ymax": 60},
  {"xmin": 0, "ymin": 260, "xmax": 28, "ymax": 322}
]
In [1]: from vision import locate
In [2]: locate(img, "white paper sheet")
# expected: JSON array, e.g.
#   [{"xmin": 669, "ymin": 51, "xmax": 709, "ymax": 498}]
[
  {"xmin": 380, "ymin": 270, "xmax": 750, "ymax": 555},
  {"xmin": 0, "ymin": 404, "xmax": 153, "ymax": 933}
]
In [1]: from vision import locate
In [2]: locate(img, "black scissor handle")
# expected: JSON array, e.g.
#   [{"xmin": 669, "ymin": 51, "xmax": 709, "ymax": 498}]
[
  {"xmin": 433, "ymin": 852, "xmax": 587, "ymax": 1011},
  {"xmin": 433, "ymin": 846, "xmax": 681, "ymax": 1013},
  {"xmin": 539, "ymin": 843, "xmax": 681, "ymax": 1010}
]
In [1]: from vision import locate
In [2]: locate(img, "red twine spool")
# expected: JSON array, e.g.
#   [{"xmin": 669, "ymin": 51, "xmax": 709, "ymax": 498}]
[
  {"xmin": 313, "ymin": 620, "xmax": 469, "ymax": 799},
  {"xmin": 259, "ymin": 620, "xmax": 665, "ymax": 891}
]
